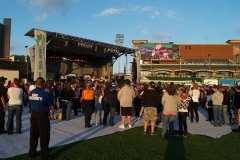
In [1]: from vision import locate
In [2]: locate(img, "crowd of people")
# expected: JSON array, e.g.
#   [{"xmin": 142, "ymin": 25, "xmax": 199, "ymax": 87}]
[{"xmin": 1, "ymin": 75, "xmax": 240, "ymax": 159}]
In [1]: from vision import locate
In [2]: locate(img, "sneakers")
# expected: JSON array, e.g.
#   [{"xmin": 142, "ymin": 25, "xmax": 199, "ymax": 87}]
[
  {"xmin": 128, "ymin": 124, "xmax": 132, "ymax": 128},
  {"xmin": 142, "ymin": 131, "xmax": 147, "ymax": 134},
  {"xmin": 119, "ymin": 124, "xmax": 125, "ymax": 129},
  {"xmin": 151, "ymin": 132, "xmax": 157, "ymax": 136}
]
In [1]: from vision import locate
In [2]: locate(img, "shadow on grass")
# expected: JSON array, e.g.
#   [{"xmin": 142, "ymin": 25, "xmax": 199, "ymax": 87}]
[{"xmin": 164, "ymin": 133, "xmax": 185, "ymax": 160}]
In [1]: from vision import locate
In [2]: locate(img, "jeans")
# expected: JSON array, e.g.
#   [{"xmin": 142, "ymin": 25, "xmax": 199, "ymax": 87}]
[
  {"xmin": 189, "ymin": 102, "xmax": 199, "ymax": 122},
  {"xmin": 0, "ymin": 103, "xmax": 5, "ymax": 132},
  {"xmin": 213, "ymin": 105, "xmax": 223, "ymax": 127},
  {"xmin": 102, "ymin": 104, "xmax": 116, "ymax": 126},
  {"xmin": 7, "ymin": 105, "xmax": 22, "ymax": 134},
  {"xmin": 222, "ymin": 105, "xmax": 229, "ymax": 125},
  {"xmin": 95, "ymin": 103, "xmax": 102, "ymax": 125},
  {"xmin": 207, "ymin": 108, "xmax": 213, "ymax": 121},
  {"xmin": 162, "ymin": 114, "xmax": 176, "ymax": 138},
  {"xmin": 84, "ymin": 108, "xmax": 93, "ymax": 127},
  {"xmin": 72, "ymin": 98, "xmax": 79, "ymax": 116},
  {"xmin": 178, "ymin": 112, "xmax": 188, "ymax": 135},
  {"xmin": 62, "ymin": 101, "xmax": 73, "ymax": 120}
]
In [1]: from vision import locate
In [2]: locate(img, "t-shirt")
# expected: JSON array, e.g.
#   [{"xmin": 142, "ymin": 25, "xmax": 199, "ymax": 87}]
[
  {"xmin": 7, "ymin": 88, "xmax": 23, "ymax": 106},
  {"xmin": 83, "ymin": 89, "xmax": 95, "ymax": 100},
  {"xmin": 29, "ymin": 87, "xmax": 54, "ymax": 112},
  {"xmin": 0, "ymin": 83, "xmax": 7, "ymax": 105}
]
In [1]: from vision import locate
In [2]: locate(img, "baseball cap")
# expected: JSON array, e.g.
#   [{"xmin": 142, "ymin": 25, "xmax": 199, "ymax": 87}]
[{"xmin": 0, "ymin": 76, "xmax": 7, "ymax": 82}]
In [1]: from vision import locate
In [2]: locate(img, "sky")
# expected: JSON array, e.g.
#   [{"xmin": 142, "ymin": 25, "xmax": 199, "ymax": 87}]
[{"xmin": 1, "ymin": 0, "xmax": 240, "ymax": 74}]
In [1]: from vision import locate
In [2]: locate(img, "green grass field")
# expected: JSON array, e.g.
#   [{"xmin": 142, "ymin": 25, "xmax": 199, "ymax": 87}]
[{"xmin": 6, "ymin": 127, "xmax": 240, "ymax": 160}]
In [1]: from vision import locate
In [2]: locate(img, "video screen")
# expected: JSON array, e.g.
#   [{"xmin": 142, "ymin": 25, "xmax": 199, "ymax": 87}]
[{"xmin": 139, "ymin": 43, "xmax": 179, "ymax": 60}]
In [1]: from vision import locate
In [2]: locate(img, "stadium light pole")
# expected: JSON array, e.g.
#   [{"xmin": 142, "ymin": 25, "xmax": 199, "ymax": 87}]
[
  {"xmin": 208, "ymin": 54, "xmax": 211, "ymax": 77},
  {"xmin": 115, "ymin": 34, "xmax": 124, "ymax": 74},
  {"xmin": 25, "ymin": 45, "xmax": 28, "ymax": 80}
]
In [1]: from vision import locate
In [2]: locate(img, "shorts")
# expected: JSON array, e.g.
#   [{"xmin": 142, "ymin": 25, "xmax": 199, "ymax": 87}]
[
  {"xmin": 121, "ymin": 107, "xmax": 132, "ymax": 116},
  {"xmin": 234, "ymin": 108, "xmax": 240, "ymax": 115},
  {"xmin": 143, "ymin": 107, "xmax": 158, "ymax": 122}
]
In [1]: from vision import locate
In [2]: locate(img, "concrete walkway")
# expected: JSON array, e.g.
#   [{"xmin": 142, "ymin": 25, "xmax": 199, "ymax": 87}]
[{"xmin": 0, "ymin": 107, "xmax": 234, "ymax": 159}]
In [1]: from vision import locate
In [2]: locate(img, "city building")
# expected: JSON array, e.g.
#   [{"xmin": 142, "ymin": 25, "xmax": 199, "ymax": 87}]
[
  {"xmin": 132, "ymin": 40, "xmax": 240, "ymax": 84},
  {"xmin": 0, "ymin": 18, "xmax": 11, "ymax": 59}
]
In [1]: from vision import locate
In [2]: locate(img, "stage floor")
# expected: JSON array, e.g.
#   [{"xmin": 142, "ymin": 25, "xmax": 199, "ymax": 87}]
[{"xmin": 0, "ymin": 107, "xmax": 234, "ymax": 159}]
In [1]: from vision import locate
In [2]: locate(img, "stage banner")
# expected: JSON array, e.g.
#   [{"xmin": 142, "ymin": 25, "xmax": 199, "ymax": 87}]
[
  {"xmin": 34, "ymin": 29, "xmax": 46, "ymax": 81},
  {"xmin": 29, "ymin": 46, "xmax": 35, "ymax": 72}
]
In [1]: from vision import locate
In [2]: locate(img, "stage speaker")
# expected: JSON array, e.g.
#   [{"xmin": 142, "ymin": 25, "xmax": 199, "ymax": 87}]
[{"xmin": 55, "ymin": 71, "xmax": 60, "ymax": 81}]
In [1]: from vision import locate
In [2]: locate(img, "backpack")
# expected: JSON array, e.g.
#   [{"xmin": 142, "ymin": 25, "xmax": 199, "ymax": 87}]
[{"xmin": 107, "ymin": 89, "xmax": 118, "ymax": 107}]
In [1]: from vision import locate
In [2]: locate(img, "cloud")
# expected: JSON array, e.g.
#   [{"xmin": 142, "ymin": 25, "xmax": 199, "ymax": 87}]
[
  {"xmin": 165, "ymin": 10, "xmax": 176, "ymax": 17},
  {"xmin": 94, "ymin": 8, "xmax": 125, "ymax": 17},
  {"xmin": 152, "ymin": 33, "xmax": 171, "ymax": 41},
  {"xmin": 30, "ymin": 0, "xmax": 67, "ymax": 12},
  {"xmin": 141, "ymin": 29, "xmax": 148, "ymax": 35},
  {"xmin": 141, "ymin": 6, "xmax": 154, "ymax": 11},
  {"xmin": 150, "ymin": 11, "xmax": 160, "ymax": 18},
  {"xmin": 35, "ymin": 12, "xmax": 48, "ymax": 22},
  {"xmin": 28, "ymin": 0, "xmax": 69, "ymax": 22}
]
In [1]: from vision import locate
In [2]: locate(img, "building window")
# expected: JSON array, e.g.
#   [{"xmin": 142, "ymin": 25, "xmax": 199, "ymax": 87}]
[
  {"xmin": 185, "ymin": 46, "xmax": 188, "ymax": 49},
  {"xmin": 189, "ymin": 46, "xmax": 191, "ymax": 49}
]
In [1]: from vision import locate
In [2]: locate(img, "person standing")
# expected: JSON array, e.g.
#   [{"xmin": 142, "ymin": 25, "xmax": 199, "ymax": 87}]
[
  {"xmin": 61, "ymin": 83, "xmax": 75, "ymax": 121},
  {"xmin": 176, "ymin": 87, "xmax": 191, "ymax": 138},
  {"xmin": 0, "ymin": 76, "xmax": 7, "ymax": 134},
  {"xmin": 212, "ymin": 86, "xmax": 224, "ymax": 127},
  {"xmin": 101, "ymin": 81, "xmax": 112, "ymax": 126},
  {"xmin": 222, "ymin": 86, "xmax": 230, "ymax": 125},
  {"xmin": 28, "ymin": 77, "xmax": 54, "ymax": 160},
  {"xmin": 6, "ymin": 78, "xmax": 23, "ymax": 135},
  {"xmin": 80, "ymin": 82, "xmax": 95, "ymax": 128},
  {"xmin": 117, "ymin": 79, "xmax": 135, "ymax": 129},
  {"xmin": 72, "ymin": 82, "xmax": 80, "ymax": 117},
  {"xmin": 141, "ymin": 81, "xmax": 160, "ymax": 135},
  {"xmin": 161, "ymin": 82, "xmax": 181, "ymax": 139},
  {"xmin": 189, "ymin": 83, "xmax": 200, "ymax": 123}
]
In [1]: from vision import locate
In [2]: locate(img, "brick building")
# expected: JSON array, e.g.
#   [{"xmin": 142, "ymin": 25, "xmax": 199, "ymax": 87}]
[{"xmin": 132, "ymin": 40, "xmax": 240, "ymax": 82}]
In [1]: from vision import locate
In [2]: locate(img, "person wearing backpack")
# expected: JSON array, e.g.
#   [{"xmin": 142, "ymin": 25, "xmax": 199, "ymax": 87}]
[{"xmin": 105, "ymin": 86, "xmax": 118, "ymax": 126}]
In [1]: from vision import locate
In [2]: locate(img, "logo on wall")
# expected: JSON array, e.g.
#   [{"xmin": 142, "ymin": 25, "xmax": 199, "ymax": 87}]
[
  {"xmin": 204, "ymin": 79, "xmax": 218, "ymax": 85},
  {"xmin": 233, "ymin": 45, "xmax": 240, "ymax": 55}
]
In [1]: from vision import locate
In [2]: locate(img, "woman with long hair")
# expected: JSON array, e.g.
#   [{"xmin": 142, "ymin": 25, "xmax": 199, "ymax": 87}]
[
  {"xmin": 161, "ymin": 82, "xmax": 181, "ymax": 139},
  {"xmin": 61, "ymin": 82, "xmax": 75, "ymax": 121},
  {"xmin": 94, "ymin": 84, "xmax": 102, "ymax": 125},
  {"xmin": 7, "ymin": 78, "xmax": 23, "ymax": 135},
  {"xmin": 189, "ymin": 83, "xmax": 200, "ymax": 123},
  {"xmin": 176, "ymin": 87, "xmax": 191, "ymax": 138},
  {"xmin": 80, "ymin": 82, "xmax": 95, "ymax": 128},
  {"xmin": 72, "ymin": 82, "xmax": 80, "ymax": 117}
]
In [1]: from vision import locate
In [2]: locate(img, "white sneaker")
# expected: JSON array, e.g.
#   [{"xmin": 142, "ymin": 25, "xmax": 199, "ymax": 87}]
[
  {"xmin": 128, "ymin": 124, "xmax": 132, "ymax": 128},
  {"xmin": 119, "ymin": 124, "xmax": 125, "ymax": 129}
]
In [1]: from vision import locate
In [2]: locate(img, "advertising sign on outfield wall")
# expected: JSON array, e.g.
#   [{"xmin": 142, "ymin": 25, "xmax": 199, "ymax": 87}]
[
  {"xmin": 235, "ymin": 79, "xmax": 240, "ymax": 86},
  {"xmin": 219, "ymin": 79, "xmax": 234, "ymax": 87},
  {"xmin": 203, "ymin": 79, "xmax": 218, "ymax": 85}
]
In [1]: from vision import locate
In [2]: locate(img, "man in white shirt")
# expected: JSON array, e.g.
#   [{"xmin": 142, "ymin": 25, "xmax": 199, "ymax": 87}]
[{"xmin": 28, "ymin": 81, "xmax": 36, "ymax": 112}]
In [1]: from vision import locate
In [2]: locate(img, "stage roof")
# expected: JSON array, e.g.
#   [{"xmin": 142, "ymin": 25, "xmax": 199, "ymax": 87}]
[{"xmin": 25, "ymin": 28, "xmax": 135, "ymax": 66}]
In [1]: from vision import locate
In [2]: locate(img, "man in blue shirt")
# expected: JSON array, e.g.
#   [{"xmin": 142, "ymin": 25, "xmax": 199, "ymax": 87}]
[{"xmin": 28, "ymin": 77, "xmax": 54, "ymax": 160}]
